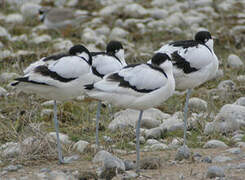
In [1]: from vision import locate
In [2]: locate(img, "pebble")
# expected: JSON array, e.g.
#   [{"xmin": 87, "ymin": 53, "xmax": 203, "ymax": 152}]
[
  {"xmin": 217, "ymin": 80, "xmax": 236, "ymax": 91},
  {"xmin": 202, "ymin": 156, "xmax": 212, "ymax": 163},
  {"xmin": 151, "ymin": 143, "xmax": 168, "ymax": 151},
  {"xmin": 124, "ymin": 160, "xmax": 135, "ymax": 171},
  {"xmin": 213, "ymin": 155, "xmax": 232, "ymax": 163},
  {"xmin": 175, "ymin": 145, "xmax": 191, "ymax": 161},
  {"xmin": 188, "ymin": 97, "xmax": 208, "ymax": 112},
  {"xmin": 20, "ymin": 3, "xmax": 41, "ymax": 18},
  {"xmin": 146, "ymin": 139, "xmax": 160, "ymax": 145},
  {"xmin": 41, "ymin": 109, "xmax": 53, "ymax": 116},
  {"xmin": 140, "ymin": 157, "xmax": 161, "ymax": 169},
  {"xmin": 122, "ymin": 171, "xmax": 138, "ymax": 179},
  {"xmin": 160, "ymin": 112, "xmax": 184, "ymax": 132},
  {"xmin": 47, "ymin": 132, "xmax": 72, "ymax": 146},
  {"xmin": 225, "ymin": 147, "xmax": 241, "ymax": 154},
  {"xmin": 0, "ymin": 142, "xmax": 21, "ymax": 157},
  {"xmin": 237, "ymin": 75, "xmax": 245, "ymax": 82},
  {"xmin": 0, "ymin": 87, "xmax": 7, "ymax": 97},
  {"xmin": 145, "ymin": 127, "xmax": 164, "ymax": 139},
  {"xmin": 5, "ymin": 14, "xmax": 24, "ymax": 24},
  {"xmin": 227, "ymin": 54, "xmax": 244, "ymax": 69},
  {"xmin": 123, "ymin": 3, "xmax": 147, "ymax": 18},
  {"xmin": 206, "ymin": 166, "xmax": 225, "ymax": 178},
  {"xmin": 203, "ymin": 140, "xmax": 228, "ymax": 148},
  {"xmin": 93, "ymin": 150, "xmax": 125, "ymax": 172},
  {"xmin": 41, "ymin": 100, "xmax": 61, "ymax": 106},
  {"xmin": 3, "ymin": 164, "xmax": 22, "ymax": 172},
  {"xmin": 53, "ymin": 39, "xmax": 73, "ymax": 51},
  {"xmin": 141, "ymin": 117, "xmax": 161, "ymax": 129},
  {"xmin": 73, "ymin": 140, "xmax": 89, "ymax": 153},
  {"xmin": 31, "ymin": 34, "xmax": 52, "ymax": 44},
  {"xmin": 110, "ymin": 27, "xmax": 129, "ymax": 39},
  {"xmin": 63, "ymin": 154, "xmax": 80, "ymax": 163}
]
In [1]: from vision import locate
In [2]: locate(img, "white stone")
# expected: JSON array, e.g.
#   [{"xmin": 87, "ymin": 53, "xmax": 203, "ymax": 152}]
[
  {"xmin": 148, "ymin": 8, "xmax": 168, "ymax": 19},
  {"xmin": 237, "ymin": 75, "xmax": 245, "ymax": 82},
  {"xmin": 123, "ymin": 3, "xmax": 147, "ymax": 18},
  {"xmin": 165, "ymin": 12, "xmax": 184, "ymax": 27},
  {"xmin": 99, "ymin": 4, "xmax": 122, "ymax": 17},
  {"xmin": 31, "ymin": 34, "xmax": 52, "ymax": 44},
  {"xmin": 213, "ymin": 155, "xmax": 232, "ymax": 163},
  {"xmin": 95, "ymin": 25, "xmax": 110, "ymax": 36},
  {"xmin": 41, "ymin": 100, "xmax": 61, "ymax": 106},
  {"xmin": 109, "ymin": 27, "xmax": 129, "ymax": 39},
  {"xmin": 151, "ymin": 0, "xmax": 177, "ymax": 7},
  {"xmin": 203, "ymin": 140, "xmax": 228, "ymax": 148},
  {"xmin": 48, "ymin": 132, "xmax": 72, "ymax": 146},
  {"xmin": 0, "ymin": 87, "xmax": 7, "ymax": 97},
  {"xmin": 0, "ymin": 50, "xmax": 12, "ymax": 59},
  {"xmin": 160, "ymin": 112, "xmax": 184, "ymax": 132},
  {"xmin": 41, "ymin": 109, "xmax": 53, "ymax": 116},
  {"xmin": 141, "ymin": 118, "xmax": 161, "ymax": 129},
  {"xmin": 93, "ymin": 150, "xmax": 125, "ymax": 171},
  {"xmin": 5, "ymin": 14, "xmax": 24, "ymax": 24},
  {"xmin": 0, "ymin": 142, "xmax": 21, "ymax": 157},
  {"xmin": 188, "ymin": 97, "xmax": 208, "ymax": 112},
  {"xmin": 0, "ymin": 72, "xmax": 19, "ymax": 82},
  {"xmin": 227, "ymin": 54, "xmax": 244, "ymax": 69},
  {"xmin": 204, "ymin": 104, "xmax": 245, "ymax": 134},
  {"xmin": 73, "ymin": 140, "xmax": 89, "ymax": 153},
  {"xmin": 145, "ymin": 127, "xmax": 163, "ymax": 139},
  {"xmin": 218, "ymin": 80, "xmax": 236, "ymax": 91},
  {"xmin": 20, "ymin": 3, "xmax": 41, "ymax": 18},
  {"xmin": 108, "ymin": 108, "xmax": 170, "ymax": 132},
  {"xmin": 151, "ymin": 143, "xmax": 168, "ymax": 151},
  {"xmin": 234, "ymin": 97, "xmax": 245, "ymax": 107},
  {"xmin": 146, "ymin": 139, "xmax": 160, "ymax": 145},
  {"xmin": 53, "ymin": 40, "xmax": 73, "ymax": 51},
  {"xmin": 206, "ymin": 166, "xmax": 225, "ymax": 178},
  {"xmin": 82, "ymin": 28, "xmax": 98, "ymax": 43},
  {"xmin": 0, "ymin": 26, "xmax": 11, "ymax": 39}
]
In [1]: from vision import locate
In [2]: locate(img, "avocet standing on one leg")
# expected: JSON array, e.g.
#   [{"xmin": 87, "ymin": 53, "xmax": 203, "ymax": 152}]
[
  {"xmin": 12, "ymin": 44, "xmax": 95, "ymax": 164},
  {"xmin": 90, "ymin": 40, "xmax": 126, "ymax": 147},
  {"xmin": 85, "ymin": 53, "xmax": 175, "ymax": 173},
  {"xmin": 152, "ymin": 31, "xmax": 219, "ymax": 155}
]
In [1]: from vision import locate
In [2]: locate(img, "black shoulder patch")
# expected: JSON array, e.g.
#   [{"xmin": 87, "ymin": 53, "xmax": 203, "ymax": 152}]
[
  {"xmin": 14, "ymin": 77, "xmax": 49, "ymax": 86},
  {"xmin": 84, "ymin": 83, "xmax": 94, "ymax": 90},
  {"xmin": 43, "ymin": 53, "xmax": 69, "ymax": 62},
  {"xmin": 107, "ymin": 72, "xmax": 159, "ymax": 93},
  {"xmin": 34, "ymin": 65, "xmax": 77, "ymax": 82},
  {"xmin": 170, "ymin": 40, "xmax": 200, "ymax": 49},
  {"xmin": 171, "ymin": 51, "xmax": 198, "ymax": 74}
]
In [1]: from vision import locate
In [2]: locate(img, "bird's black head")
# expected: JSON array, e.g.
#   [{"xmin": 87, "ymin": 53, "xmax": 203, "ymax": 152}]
[
  {"xmin": 38, "ymin": 8, "xmax": 48, "ymax": 22},
  {"xmin": 106, "ymin": 41, "xmax": 123, "ymax": 54},
  {"xmin": 69, "ymin": 44, "xmax": 92, "ymax": 65},
  {"xmin": 151, "ymin": 53, "xmax": 171, "ymax": 66},
  {"xmin": 195, "ymin": 31, "xmax": 212, "ymax": 44}
]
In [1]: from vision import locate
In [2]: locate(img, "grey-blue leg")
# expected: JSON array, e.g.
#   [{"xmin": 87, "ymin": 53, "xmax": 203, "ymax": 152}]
[
  {"xmin": 53, "ymin": 100, "xmax": 64, "ymax": 163},
  {"xmin": 136, "ymin": 110, "xmax": 143, "ymax": 174},
  {"xmin": 183, "ymin": 89, "xmax": 192, "ymax": 146},
  {"xmin": 96, "ymin": 101, "xmax": 101, "ymax": 147}
]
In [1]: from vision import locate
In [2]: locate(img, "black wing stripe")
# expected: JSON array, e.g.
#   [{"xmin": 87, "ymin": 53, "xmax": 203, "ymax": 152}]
[
  {"xmin": 171, "ymin": 51, "xmax": 198, "ymax": 74},
  {"xmin": 34, "ymin": 65, "xmax": 77, "ymax": 82},
  {"xmin": 92, "ymin": 66, "xmax": 104, "ymax": 78},
  {"xmin": 108, "ymin": 73, "xmax": 159, "ymax": 93},
  {"xmin": 43, "ymin": 53, "xmax": 69, "ymax": 61},
  {"xmin": 170, "ymin": 40, "xmax": 199, "ymax": 49},
  {"xmin": 14, "ymin": 77, "xmax": 50, "ymax": 86}
]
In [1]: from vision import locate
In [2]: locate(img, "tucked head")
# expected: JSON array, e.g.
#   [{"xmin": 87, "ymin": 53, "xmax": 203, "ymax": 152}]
[
  {"xmin": 152, "ymin": 53, "xmax": 171, "ymax": 65},
  {"xmin": 195, "ymin": 31, "xmax": 214, "ymax": 50},
  {"xmin": 38, "ymin": 8, "xmax": 49, "ymax": 22},
  {"xmin": 106, "ymin": 41, "xmax": 124, "ymax": 61},
  {"xmin": 69, "ymin": 45, "xmax": 92, "ymax": 64}
]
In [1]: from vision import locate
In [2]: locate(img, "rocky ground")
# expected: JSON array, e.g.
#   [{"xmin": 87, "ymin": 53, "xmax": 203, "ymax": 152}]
[{"xmin": 0, "ymin": 0, "xmax": 245, "ymax": 179}]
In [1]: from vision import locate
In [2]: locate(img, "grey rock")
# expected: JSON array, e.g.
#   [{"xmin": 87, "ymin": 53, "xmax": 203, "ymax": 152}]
[
  {"xmin": 234, "ymin": 97, "xmax": 245, "ymax": 107},
  {"xmin": 218, "ymin": 80, "xmax": 236, "ymax": 91},
  {"xmin": 139, "ymin": 136, "xmax": 145, "ymax": 144},
  {"xmin": 203, "ymin": 140, "xmax": 228, "ymax": 148},
  {"xmin": 160, "ymin": 112, "xmax": 184, "ymax": 132},
  {"xmin": 206, "ymin": 166, "xmax": 225, "ymax": 178},
  {"xmin": 202, "ymin": 156, "xmax": 212, "ymax": 163},
  {"xmin": 141, "ymin": 118, "xmax": 161, "ymax": 129},
  {"xmin": 48, "ymin": 170, "xmax": 75, "ymax": 180},
  {"xmin": 0, "ymin": 142, "xmax": 21, "ymax": 157},
  {"xmin": 63, "ymin": 154, "xmax": 80, "ymax": 163},
  {"xmin": 204, "ymin": 104, "xmax": 245, "ymax": 134},
  {"xmin": 47, "ymin": 132, "xmax": 72, "ymax": 146},
  {"xmin": 175, "ymin": 145, "xmax": 191, "ymax": 160},
  {"xmin": 110, "ymin": 27, "xmax": 129, "ymax": 39},
  {"xmin": 213, "ymin": 155, "xmax": 232, "ymax": 163},
  {"xmin": 0, "ymin": 87, "xmax": 7, "ymax": 97},
  {"xmin": 53, "ymin": 39, "xmax": 73, "ymax": 51},
  {"xmin": 151, "ymin": 143, "xmax": 168, "ymax": 151},
  {"xmin": 145, "ymin": 127, "xmax": 165, "ymax": 139},
  {"xmin": 109, "ymin": 108, "xmax": 170, "ymax": 132},
  {"xmin": 73, "ymin": 140, "xmax": 89, "ymax": 153},
  {"xmin": 146, "ymin": 139, "xmax": 160, "ymax": 145},
  {"xmin": 188, "ymin": 97, "xmax": 208, "ymax": 112},
  {"xmin": 93, "ymin": 150, "xmax": 125, "ymax": 172},
  {"xmin": 140, "ymin": 157, "xmax": 161, "ymax": 169},
  {"xmin": 169, "ymin": 138, "xmax": 182, "ymax": 148},
  {"xmin": 123, "ymin": 3, "xmax": 147, "ymax": 18},
  {"xmin": 3, "ymin": 164, "xmax": 22, "ymax": 172},
  {"xmin": 123, "ymin": 170, "xmax": 138, "ymax": 179},
  {"xmin": 149, "ymin": 8, "xmax": 168, "ymax": 19},
  {"xmin": 20, "ymin": 3, "xmax": 41, "ymax": 18},
  {"xmin": 227, "ymin": 54, "xmax": 244, "ymax": 69},
  {"xmin": 124, "ymin": 160, "xmax": 135, "ymax": 171},
  {"xmin": 31, "ymin": 34, "xmax": 52, "ymax": 44},
  {"xmin": 0, "ymin": 72, "xmax": 19, "ymax": 82},
  {"xmin": 5, "ymin": 14, "xmax": 24, "ymax": 23},
  {"xmin": 226, "ymin": 147, "xmax": 241, "ymax": 154}
]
